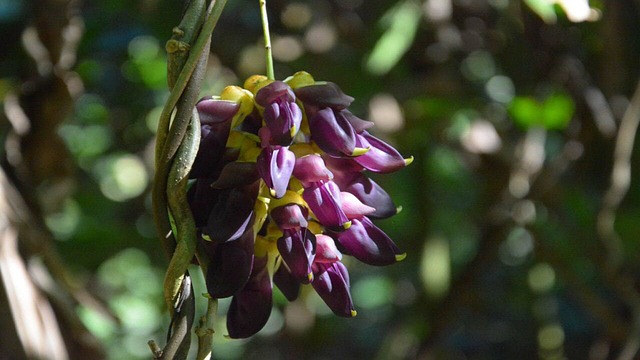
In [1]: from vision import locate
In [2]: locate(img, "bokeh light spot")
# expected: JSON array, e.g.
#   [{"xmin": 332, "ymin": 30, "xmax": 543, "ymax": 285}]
[{"xmin": 94, "ymin": 154, "xmax": 148, "ymax": 202}]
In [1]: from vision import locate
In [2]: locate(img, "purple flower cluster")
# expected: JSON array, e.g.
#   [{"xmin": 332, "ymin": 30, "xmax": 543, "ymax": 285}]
[{"xmin": 188, "ymin": 72, "xmax": 412, "ymax": 338}]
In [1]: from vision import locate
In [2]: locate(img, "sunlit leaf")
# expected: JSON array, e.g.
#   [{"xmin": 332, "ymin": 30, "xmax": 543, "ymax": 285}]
[
  {"xmin": 524, "ymin": 0, "xmax": 558, "ymax": 23},
  {"xmin": 365, "ymin": 0, "xmax": 421, "ymax": 75}
]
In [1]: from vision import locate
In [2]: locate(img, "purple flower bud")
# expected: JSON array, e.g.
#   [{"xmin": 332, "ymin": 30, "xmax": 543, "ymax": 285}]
[
  {"xmin": 333, "ymin": 172, "xmax": 397, "ymax": 219},
  {"xmin": 302, "ymin": 181, "xmax": 351, "ymax": 231},
  {"xmin": 255, "ymin": 81, "xmax": 302, "ymax": 145},
  {"xmin": 197, "ymin": 97, "xmax": 240, "ymax": 125},
  {"xmin": 191, "ymin": 99, "xmax": 239, "ymax": 178},
  {"xmin": 210, "ymin": 161, "xmax": 259, "ymax": 189},
  {"xmin": 206, "ymin": 187, "xmax": 256, "ymax": 243},
  {"xmin": 340, "ymin": 191, "xmax": 376, "ymax": 219},
  {"xmin": 293, "ymin": 154, "xmax": 334, "ymax": 185},
  {"xmin": 322, "ymin": 154, "xmax": 365, "ymax": 173},
  {"xmin": 187, "ymin": 178, "xmax": 220, "ymax": 227},
  {"xmin": 294, "ymin": 82, "xmax": 354, "ymax": 112},
  {"xmin": 311, "ymin": 262, "xmax": 356, "ymax": 317},
  {"xmin": 205, "ymin": 227, "xmax": 254, "ymax": 298},
  {"xmin": 227, "ymin": 256, "xmax": 272, "ymax": 338},
  {"xmin": 273, "ymin": 265, "xmax": 300, "ymax": 301},
  {"xmin": 353, "ymin": 131, "xmax": 412, "ymax": 173},
  {"xmin": 341, "ymin": 110, "xmax": 374, "ymax": 133},
  {"xmin": 270, "ymin": 203, "xmax": 309, "ymax": 230},
  {"xmin": 315, "ymin": 234, "xmax": 342, "ymax": 263},
  {"xmin": 309, "ymin": 108, "xmax": 361, "ymax": 157},
  {"xmin": 337, "ymin": 217, "xmax": 406, "ymax": 266},
  {"xmin": 277, "ymin": 228, "xmax": 316, "ymax": 284},
  {"xmin": 257, "ymin": 146, "xmax": 296, "ymax": 199}
]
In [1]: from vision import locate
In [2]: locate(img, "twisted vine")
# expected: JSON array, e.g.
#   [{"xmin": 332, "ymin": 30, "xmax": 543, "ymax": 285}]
[{"xmin": 149, "ymin": 0, "xmax": 228, "ymax": 359}]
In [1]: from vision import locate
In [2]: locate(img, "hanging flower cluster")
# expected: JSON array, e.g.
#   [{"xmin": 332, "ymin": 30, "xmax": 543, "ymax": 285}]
[{"xmin": 187, "ymin": 71, "xmax": 412, "ymax": 338}]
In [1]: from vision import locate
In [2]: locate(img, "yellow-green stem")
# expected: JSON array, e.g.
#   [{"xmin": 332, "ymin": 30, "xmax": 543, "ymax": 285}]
[{"xmin": 259, "ymin": 0, "xmax": 274, "ymax": 80}]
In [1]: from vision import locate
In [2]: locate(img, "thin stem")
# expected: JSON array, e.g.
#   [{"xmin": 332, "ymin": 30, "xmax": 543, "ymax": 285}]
[{"xmin": 259, "ymin": 0, "xmax": 274, "ymax": 80}]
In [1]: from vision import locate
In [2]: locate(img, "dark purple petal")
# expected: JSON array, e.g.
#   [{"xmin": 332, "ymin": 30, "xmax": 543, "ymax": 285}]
[
  {"xmin": 333, "ymin": 172, "xmax": 397, "ymax": 219},
  {"xmin": 311, "ymin": 262, "xmax": 356, "ymax": 317},
  {"xmin": 270, "ymin": 203, "xmax": 309, "ymax": 230},
  {"xmin": 273, "ymin": 265, "xmax": 300, "ymax": 301},
  {"xmin": 257, "ymin": 146, "xmax": 296, "ymax": 198},
  {"xmin": 353, "ymin": 131, "xmax": 412, "ymax": 173},
  {"xmin": 227, "ymin": 256, "xmax": 272, "ymax": 338},
  {"xmin": 206, "ymin": 188, "xmax": 255, "ymax": 243},
  {"xmin": 315, "ymin": 234, "xmax": 342, "ymax": 263},
  {"xmin": 293, "ymin": 154, "xmax": 334, "ymax": 185},
  {"xmin": 205, "ymin": 228, "xmax": 254, "ymax": 298},
  {"xmin": 187, "ymin": 178, "xmax": 220, "ymax": 227},
  {"xmin": 309, "ymin": 108, "xmax": 359, "ymax": 157},
  {"xmin": 277, "ymin": 228, "xmax": 316, "ymax": 284},
  {"xmin": 190, "ymin": 99, "xmax": 239, "ymax": 178},
  {"xmin": 294, "ymin": 82, "xmax": 354, "ymax": 110},
  {"xmin": 197, "ymin": 98, "xmax": 240, "ymax": 125},
  {"xmin": 264, "ymin": 101, "xmax": 303, "ymax": 145},
  {"xmin": 210, "ymin": 161, "xmax": 259, "ymax": 189},
  {"xmin": 301, "ymin": 181, "xmax": 351, "ymax": 231},
  {"xmin": 337, "ymin": 217, "xmax": 405, "ymax": 266},
  {"xmin": 256, "ymin": 81, "xmax": 302, "ymax": 145},
  {"xmin": 341, "ymin": 110, "xmax": 374, "ymax": 133},
  {"xmin": 322, "ymin": 154, "xmax": 365, "ymax": 174},
  {"xmin": 255, "ymin": 81, "xmax": 295, "ymax": 106},
  {"xmin": 190, "ymin": 127, "xmax": 229, "ymax": 179},
  {"xmin": 340, "ymin": 191, "xmax": 376, "ymax": 219}
]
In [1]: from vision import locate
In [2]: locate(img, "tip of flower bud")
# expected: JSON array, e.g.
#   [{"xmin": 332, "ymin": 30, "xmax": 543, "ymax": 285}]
[
  {"xmin": 396, "ymin": 206, "xmax": 403, "ymax": 214},
  {"xmin": 201, "ymin": 234, "xmax": 212, "ymax": 241},
  {"xmin": 404, "ymin": 156, "xmax": 415, "ymax": 166},
  {"xmin": 395, "ymin": 253, "xmax": 407, "ymax": 262},
  {"xmin": 351, "ymin": 147, "xmax": 370, "ymax": 157},
  {"xmin": 343, "ymin": 221, "xmax": 352, "ymax": 230},
  {"xmin": 284, "ymin": 71, "xmax": 315, "ymax": 89},
  {"xmin": 350, "ymin": 310, "xmax": 358, "ymax": 317},
  {"xmin": 244, "ymin": 74, "xmax": 269, "ymax": 93}
]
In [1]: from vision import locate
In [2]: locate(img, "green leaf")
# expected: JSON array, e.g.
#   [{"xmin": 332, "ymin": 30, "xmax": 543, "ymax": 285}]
[
  {"xmin": 524, "ymin": 0, "xmax": 557, "ymax": 23},
  {"xmin": 365, "ymin": 0, "xmax": 421, "ymax": 76}
]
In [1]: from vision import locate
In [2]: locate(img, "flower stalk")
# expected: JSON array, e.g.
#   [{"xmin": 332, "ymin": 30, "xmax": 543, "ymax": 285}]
[{"xmin": 259, "ymin": 0, "xmax": 275, "ymax": 80}]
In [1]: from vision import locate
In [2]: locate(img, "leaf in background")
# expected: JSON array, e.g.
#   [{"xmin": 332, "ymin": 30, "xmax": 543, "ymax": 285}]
[
  {"xmin": 508, "ymin": 92, "xmax": 574, "ymax": 130},
  {"xmin": 541, "ymin": 92, "xmax": 575, "ymax": 130},
  {"xmin": 509, "ymin": 96, "xmax": 540, "ymax": 128},
  {"xmin": 365, "ymin": 0, "xmax": 421, "ymax": 76},
  {"xmin": 524, "ymin": 0, "xmax": 558, "ymax": 23}
]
